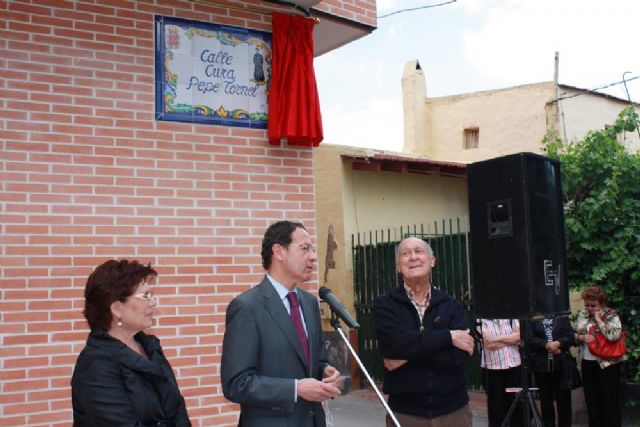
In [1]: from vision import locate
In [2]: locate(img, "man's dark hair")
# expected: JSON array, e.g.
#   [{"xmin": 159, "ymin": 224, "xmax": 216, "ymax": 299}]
[
  {"xmin": 83, "ymin": 259, "xmax": 157, "ymax": 330},
  {"xmin": 261, "ymin": 221, "xmax": 306, "ymax": 270}
]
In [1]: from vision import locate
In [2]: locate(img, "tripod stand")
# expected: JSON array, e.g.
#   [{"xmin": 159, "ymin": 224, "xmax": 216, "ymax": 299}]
[{"xmin": 500, "ymin": 321, "xmax": 543, "ymax": 427}]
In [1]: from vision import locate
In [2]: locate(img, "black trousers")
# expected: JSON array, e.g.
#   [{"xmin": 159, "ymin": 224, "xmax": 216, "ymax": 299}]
[
  {"xmin": 581, "ymin": 359, "xmax": 621, "ymax": 427},
  {"xmin": 533, "ymin": 370, "xmax": 572, "ymax": 427},
  {"xmin": 482, "ymin": 366, "xmax": 523, "ymax": 427}
]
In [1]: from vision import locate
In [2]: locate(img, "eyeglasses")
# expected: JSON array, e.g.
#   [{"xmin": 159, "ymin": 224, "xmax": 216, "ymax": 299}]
[
  {"xmin": 584, "ymin": 303, "xmax": 599, "ymax": 308},
  {"xmin": 132, "ymin": 290, "xmax": 156, "ymax": 303},
  {"xmin": 297, "ymin": 244, "xmax": 317, "ymax": 254}
]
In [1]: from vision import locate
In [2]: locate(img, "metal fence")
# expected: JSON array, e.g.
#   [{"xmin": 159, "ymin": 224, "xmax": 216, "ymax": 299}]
[{"xmin": 352, "ymin": 218, "xmax": 482, "ymax": 390}]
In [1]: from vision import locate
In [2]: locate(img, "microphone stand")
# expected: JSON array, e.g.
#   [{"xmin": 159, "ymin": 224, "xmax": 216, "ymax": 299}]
[
  {"xmin": 500, "ymin": 320, "xmax": 543, "ymax": 427},
  {"xmin": 327, "ymin": 307, "xmax": 402, "ymax": 427}
]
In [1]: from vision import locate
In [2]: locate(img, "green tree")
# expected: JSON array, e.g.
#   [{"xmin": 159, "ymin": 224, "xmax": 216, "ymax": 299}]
[{"xmin": 544, "ymin": 106, "xmax": 640, "ymax": 383}]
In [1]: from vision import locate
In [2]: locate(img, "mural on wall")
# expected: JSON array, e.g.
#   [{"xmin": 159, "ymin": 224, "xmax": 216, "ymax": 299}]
[{"xmin": 155, "ymin": 16, "xmax": 272, "ymax": 128}]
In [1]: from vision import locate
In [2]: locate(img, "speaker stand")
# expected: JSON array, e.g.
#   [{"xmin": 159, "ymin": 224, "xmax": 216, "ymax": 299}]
[{"xmin": 501, "ymin": 322, "xmax": 543, "ymax": 427}]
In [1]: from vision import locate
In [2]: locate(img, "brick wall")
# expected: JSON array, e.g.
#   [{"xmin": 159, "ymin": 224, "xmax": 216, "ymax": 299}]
[
  {"xmin": 315, "ymin": 0, "xmax": 377, "ymax": 26},
  {"xmin": 0, "ymin": 0, "xmax": 374, "ymax": 425}
]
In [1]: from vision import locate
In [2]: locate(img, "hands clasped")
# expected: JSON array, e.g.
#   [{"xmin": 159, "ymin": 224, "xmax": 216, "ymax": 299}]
[
  {"xmin": 296, "ymin": 366, "xmax": 341, "ymax": 402},
  {"xmin": 545, "ymin": 340, "xmax": 562, "ymax": 354},
  {"xmin": 578, "ymin": 333, "xmax": 595, "ymax": 344}
]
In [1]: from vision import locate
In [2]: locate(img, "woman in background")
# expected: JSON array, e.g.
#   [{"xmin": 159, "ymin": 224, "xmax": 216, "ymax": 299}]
[
  {"xmin": 526, "ymin": 315, "xmax": 576, "ymax": 427},
  {"xmin": 575, "ymin": 286, "xmax": 625, "ymax": 427},
  {"xmin": 71, "ymin": 259, "xmax": 191, "ymax": 426},
  {"xmin": 478, "ymin": 318, "xmax": 523, "ymax": 427}
]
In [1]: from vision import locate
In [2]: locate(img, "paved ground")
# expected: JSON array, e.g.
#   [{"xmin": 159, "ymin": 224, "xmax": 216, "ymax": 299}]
[
  {"xmin": 326, "ymin": 389, "xmax": 488, "ymax": 427},
  {"xmin": 327, "ymin": 387, "xmax": 640, "ymax": 427}
]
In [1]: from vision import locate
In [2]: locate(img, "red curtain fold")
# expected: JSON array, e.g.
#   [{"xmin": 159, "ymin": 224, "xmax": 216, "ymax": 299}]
[{"xmin": 268, "ymin": 12, "xmax": 323, "ymax": 147}]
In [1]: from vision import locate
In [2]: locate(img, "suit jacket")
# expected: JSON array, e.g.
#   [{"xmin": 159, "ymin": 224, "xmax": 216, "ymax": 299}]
[
  {"xmin": 71, "ymin": 329, "xmax": 191, "ymax": 427},
  {"xmin": 221, "ymin": 276, "xmax": 329, "ymax": 427}
]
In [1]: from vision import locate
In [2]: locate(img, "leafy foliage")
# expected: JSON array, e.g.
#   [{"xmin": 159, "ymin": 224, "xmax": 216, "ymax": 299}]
[{"xmin": 544, "ymin": 106, "xmax": 640, "ymax": 383}]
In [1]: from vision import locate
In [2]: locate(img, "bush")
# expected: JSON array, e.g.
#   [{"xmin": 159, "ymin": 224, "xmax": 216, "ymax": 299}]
[{"xmin": 544, "ymin": 106, "xmax": 640, "ymax": 384}]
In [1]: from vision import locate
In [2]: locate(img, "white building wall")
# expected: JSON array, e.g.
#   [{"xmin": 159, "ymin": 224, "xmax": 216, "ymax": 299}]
[
  {"xmin": 559, "ymin": 88, "xmax": 640, "ymax": 152},
  {"xmin": 422, "ymin": 83, "xmax": 556, "ymax": 162}
]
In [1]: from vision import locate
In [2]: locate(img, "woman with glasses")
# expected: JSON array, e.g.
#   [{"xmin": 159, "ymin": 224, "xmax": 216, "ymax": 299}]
[
  {"xmin": 71, "ymin": 259, "xmax": 191, "ymax": 426},
  {"xmin": 575, "ymin": 286, "xmax": 625, "ymax": 427}
]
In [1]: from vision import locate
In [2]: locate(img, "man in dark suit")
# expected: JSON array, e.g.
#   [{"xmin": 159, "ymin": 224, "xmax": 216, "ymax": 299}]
[{"xmin": 221, "ymin": 220, "xmax": 341, "ymax": 427}]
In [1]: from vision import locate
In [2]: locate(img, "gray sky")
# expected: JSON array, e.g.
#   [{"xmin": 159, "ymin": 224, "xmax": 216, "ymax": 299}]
[{"xmin": 315, "ymin": 0, "xmax": 640, "ymax": 151}]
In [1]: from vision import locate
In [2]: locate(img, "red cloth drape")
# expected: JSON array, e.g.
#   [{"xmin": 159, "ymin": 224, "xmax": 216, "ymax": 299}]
[{"xmin": 268, "ymin": 12, "xmax": 323, "ymax": 147}]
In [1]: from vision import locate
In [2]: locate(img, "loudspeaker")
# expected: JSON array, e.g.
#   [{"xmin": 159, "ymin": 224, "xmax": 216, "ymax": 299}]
[{"xmin": 468, "ymin": 152, "xmax": 569, "ymax": 319}]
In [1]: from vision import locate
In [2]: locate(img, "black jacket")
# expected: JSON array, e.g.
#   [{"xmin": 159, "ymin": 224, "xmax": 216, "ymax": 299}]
[
  {"xmin": 373, "ymin": 285, "xmax": 470, "ymax": 419},
  {"xmin": 71, "ymin": 329, "xmax": 191, "ymax": 427},
  {"xmin": 525, "ymin": 316, "xmax": 576, "ymax": 372}
]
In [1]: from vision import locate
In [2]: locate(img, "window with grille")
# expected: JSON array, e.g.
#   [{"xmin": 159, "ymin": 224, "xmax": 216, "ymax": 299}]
[{"xmin": 464, "ymin": 127, "xmax": 479, "ymax": 149}]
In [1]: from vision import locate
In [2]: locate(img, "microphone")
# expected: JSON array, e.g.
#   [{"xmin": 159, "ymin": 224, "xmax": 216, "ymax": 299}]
[{"xmin": 319, "ymin": 286, "xmax": 360, "ymax": 329}]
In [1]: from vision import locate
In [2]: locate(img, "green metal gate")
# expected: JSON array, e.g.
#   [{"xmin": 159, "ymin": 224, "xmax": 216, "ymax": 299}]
[{"xmin": 352, "ymin": 218, "xmax": 482, "ymax": 390}]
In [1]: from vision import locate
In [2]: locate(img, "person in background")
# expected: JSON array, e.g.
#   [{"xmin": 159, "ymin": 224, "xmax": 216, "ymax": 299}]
[
  {"xmin": 221, "ymin": 220, "xmax": 341, "ymax": 427},
  {"xmin": 478, "ymin": 318, "xmax": 523, "ymax": 427},
  {"xmin": 71, "ymin": 259, "xmax": 191, "ymax": 426},
  {"xmin": 373, "ymin": 237, "xmax": 474, "ymax": 427},
  {"xmin": 575, "ymin": 286, "xmax": 625, "ymax": 427},
  {"xmin": 526, "ymin": 315, "xmax": 576, "ymax": 427}
]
